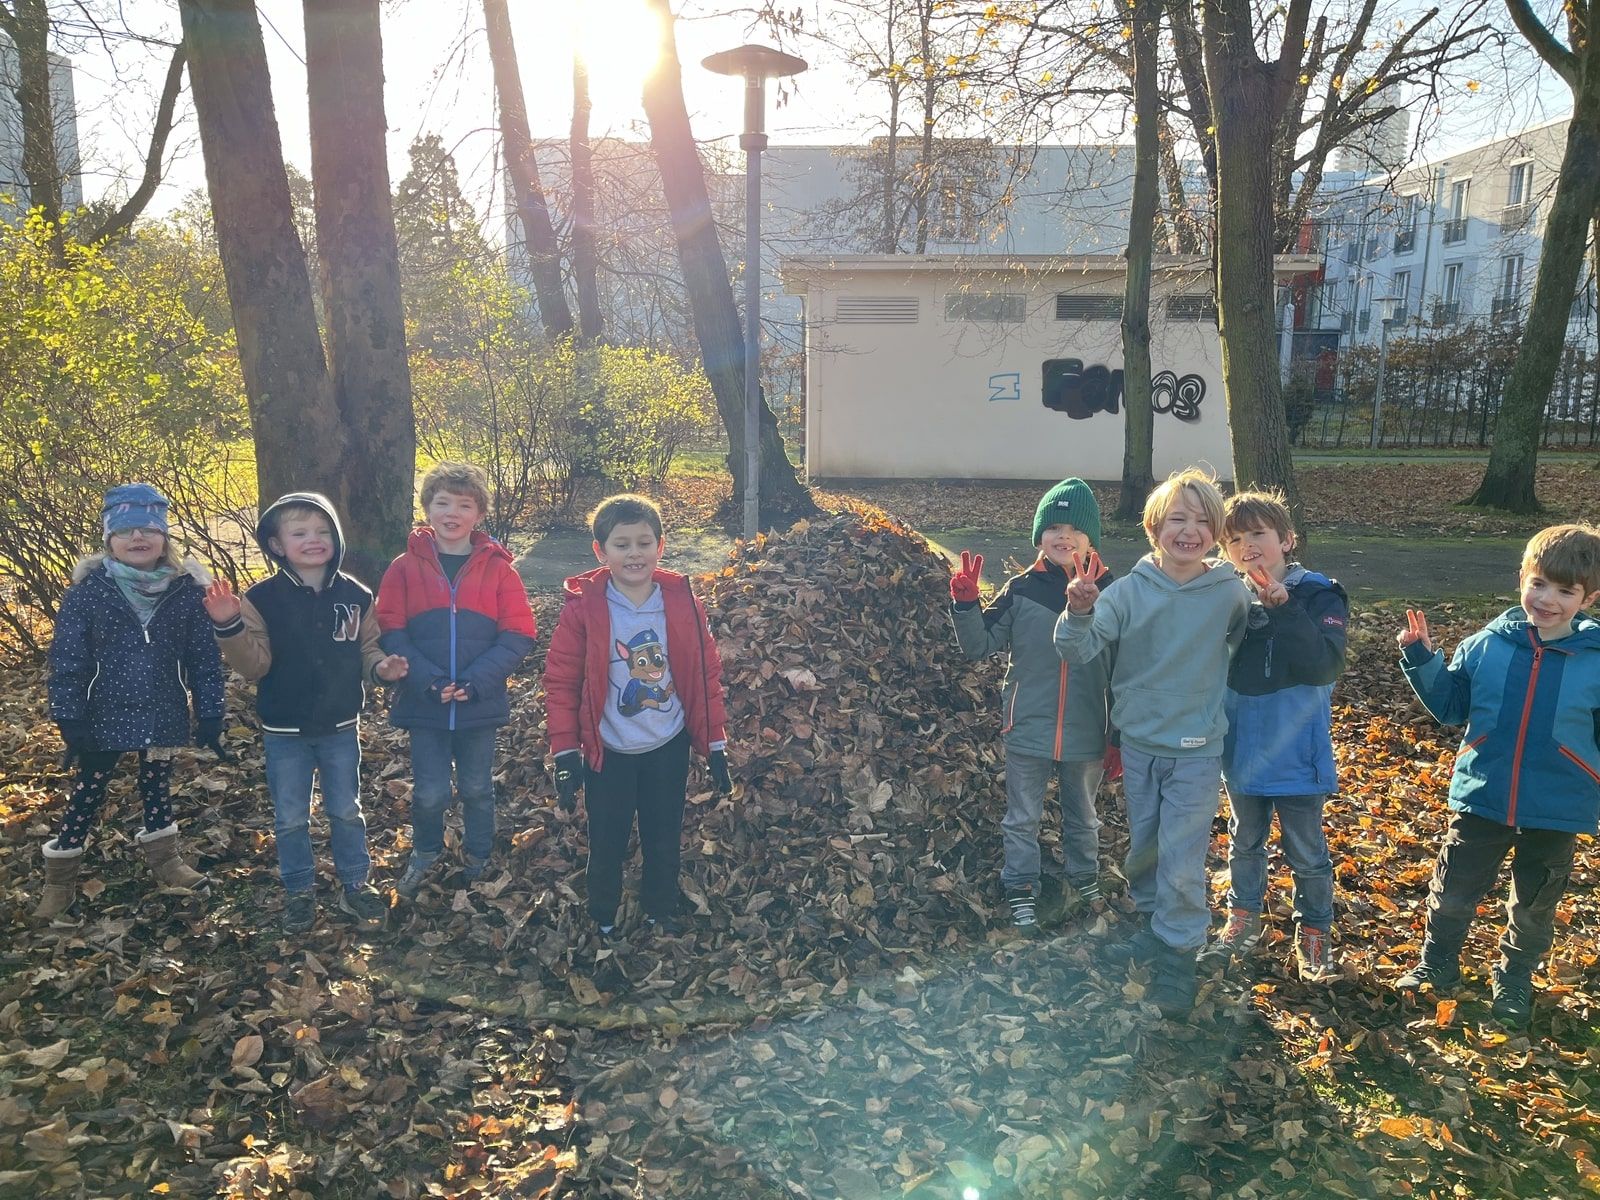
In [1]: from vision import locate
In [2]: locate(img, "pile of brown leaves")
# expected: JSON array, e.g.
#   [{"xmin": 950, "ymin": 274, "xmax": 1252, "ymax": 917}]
[{"xmin": 3, "ymin": 516, "xmax": 1599, "ymax": 1199}]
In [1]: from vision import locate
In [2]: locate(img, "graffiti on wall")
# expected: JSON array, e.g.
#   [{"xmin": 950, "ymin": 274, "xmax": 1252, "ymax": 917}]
[
  {"xmin": 986, "ymin": 372, "xmax": 1022, "ymax": 402},
  {"xmin": 1040, "ymin": 359, "xmax": 1206, "ymax": 423}
]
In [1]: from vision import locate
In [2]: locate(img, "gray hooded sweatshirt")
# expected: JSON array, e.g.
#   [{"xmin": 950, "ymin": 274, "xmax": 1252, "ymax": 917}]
[{"xmin": 1054, "ymin": 555, "xmax": 1252, "ymax": 758}]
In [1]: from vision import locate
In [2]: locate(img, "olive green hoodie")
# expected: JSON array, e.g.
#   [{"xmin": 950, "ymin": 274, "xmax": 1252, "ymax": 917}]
[{"xmin": 1054, "ymin": 555, "xmax": 1252, "ymax": 758}]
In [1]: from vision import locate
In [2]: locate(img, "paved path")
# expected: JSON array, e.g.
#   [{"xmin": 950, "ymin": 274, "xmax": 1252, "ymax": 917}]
[{"xmin": 514, "ymin": 527, "xmax": 1523, "ymax": 604}]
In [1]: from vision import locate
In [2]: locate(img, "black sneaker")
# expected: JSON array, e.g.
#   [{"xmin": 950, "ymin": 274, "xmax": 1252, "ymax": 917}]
[
  {"xmin": 1148, "ymin": 944, "xmax": 1199, "ymax": 1019},
  {"xmin": 283, "ymin": 890, "xmax": 316, "ymax": 933},
  {"xmin": 1005, "ymin": 886, "xmax": 1038, "ymax": 930},
  {"xmin": 339, "ymin": 884, "xmax": 389, "ymax": 930},
  {"xmin": 1394, "ymin": 961, "xmax": 1461, "ymax": 993},
  {"xmin": 1491, "ymin": 965, "xmax": 1535, "ymax": 1027}
]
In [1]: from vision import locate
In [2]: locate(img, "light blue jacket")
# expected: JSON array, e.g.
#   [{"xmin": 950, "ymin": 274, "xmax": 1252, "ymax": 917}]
[{"xmin": 1401, "ymin": 609, "xmax": 1600, "ymax": 833}]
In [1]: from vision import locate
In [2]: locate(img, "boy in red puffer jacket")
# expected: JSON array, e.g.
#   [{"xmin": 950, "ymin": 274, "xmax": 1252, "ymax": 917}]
[
  {"xmin": 544, "ymin": 493, "xmax": 732, "ymax": 941},
  {"xmin": 377, "ymin": 463, "xmax": 536, "ymax": 897}
]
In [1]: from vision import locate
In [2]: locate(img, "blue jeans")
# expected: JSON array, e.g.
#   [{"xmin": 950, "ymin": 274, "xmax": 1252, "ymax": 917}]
[
  {"xmin": 409, "ymin": 726, "xmax": 498, "ymax": 864},
  {"xmin": 1122, "ymin": 748, "xmax": 1223, "ymax": 953},
  {"xmin": 1225, "ymin": 791, "xmax": 1335, "ymax": 930},
  {"xmin": 264, "ymin": 729, "xmax": 369, "ymax": 894},
  {"xmin": 1001, "ymin": 751, "xmax": 1103, "ymax": 889}
]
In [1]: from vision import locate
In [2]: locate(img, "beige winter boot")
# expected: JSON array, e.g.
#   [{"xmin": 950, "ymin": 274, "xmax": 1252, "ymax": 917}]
[
  {"xmin": 33, "ymin": 839, "xmax": 84, "ymax": 923},
  {"xmin": 136, "ymin": 824, "xmax": 206, "ymax": 889}
]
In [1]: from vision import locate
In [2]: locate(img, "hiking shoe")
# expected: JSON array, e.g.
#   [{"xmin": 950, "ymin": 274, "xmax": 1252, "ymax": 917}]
[
  {"xmin": 1070, "ymin": 874, "xmax": 1105, "ymax": 907},
  {"xmin": 283, "ymin": 890, "xmax": 316, "ymax": 934},
  {"xmin": 1491, "ymin": 965, "xmax": 1535, "ymax": 1027},
  {"xmin": 461, "ymin": 855, "xmax": 489, "ymax": 885},
  {"xmin": 1148, "ymin": 944, "xmax": 1200, "ymax": 1019},
  {"xmin": 1394, "ymin": 961, "xmax": 1461, "ymax": 993},
  {"xmin": 1100, "ymin": 911, "xmax": 1154, "ymax": 965},
  {"xmin": 1295, "ymin": 924, "xmax": 1337, "ymax": 983},
  {"xmin": 1202, "ymin": 907, "xmax": 1263, "ymax": 965},
  {"xmin": 1005, "ymin": 886, "xmax": 1038, "ymax": 930},
  {"xmin": 339, "ymin": 884, "xmax": 389, "ymax": 930},
  {"xmin": 394, "ymin": 854, "xmax": 437, "ymax": 900}
]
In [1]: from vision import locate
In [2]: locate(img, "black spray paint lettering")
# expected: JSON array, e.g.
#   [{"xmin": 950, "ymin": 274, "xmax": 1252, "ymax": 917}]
[{"xmin": 1041, "ymin": 359, "xmax": 1205, "ymax": 423}]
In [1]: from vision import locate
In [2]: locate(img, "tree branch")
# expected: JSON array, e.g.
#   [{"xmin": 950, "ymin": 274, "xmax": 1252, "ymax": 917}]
[
  {"xmin": 1503, "ymin": 0, "xmax": 1576, "ymax": 86},
  {"xmin": 83, "ymin": 41, "xmax": 187, "ymax": 244}
]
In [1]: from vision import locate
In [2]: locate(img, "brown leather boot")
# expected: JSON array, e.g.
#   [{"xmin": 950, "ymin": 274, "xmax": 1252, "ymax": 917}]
[
  {"xmin": 136, "ymin": 824, "xmax": 206, "ymax": 889},
  {"xmin": 32, "ymin": 839, "xmax": 84, "ymax": 923}
]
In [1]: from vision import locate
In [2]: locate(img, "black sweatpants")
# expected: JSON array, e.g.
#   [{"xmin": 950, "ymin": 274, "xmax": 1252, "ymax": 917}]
[
  {"xmin": 1424, "ymin": 810, "xmax": 1577, "ymax": 972},
  {"xmin": 55, "ymin": 751, "xmax": 174, "ymax": 850},
  {"xmin": 585, "ymin": 731, "xmax": 690, "ymax": 924}
]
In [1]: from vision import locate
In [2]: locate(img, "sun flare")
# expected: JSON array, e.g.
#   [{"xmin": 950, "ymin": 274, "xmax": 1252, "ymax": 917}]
[{"xmin": 572, "ymin": 0, "xmax": 666, "ymax": 100}]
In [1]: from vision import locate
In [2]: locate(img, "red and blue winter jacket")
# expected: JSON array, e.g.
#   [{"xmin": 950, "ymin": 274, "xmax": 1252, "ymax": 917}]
[
  {"xmin": 375, "ymin": 528, "xmax": 536, "ymax": 731},
  {"xmin": 1402, "ymin": 608, "xmax": 1600, "ymax": 833}
]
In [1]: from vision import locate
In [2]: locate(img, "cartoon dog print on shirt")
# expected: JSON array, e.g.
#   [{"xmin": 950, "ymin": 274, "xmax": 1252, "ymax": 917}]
[{"xmin": 614, "ymin": 628, "xmax": 675, "ymax": 716}]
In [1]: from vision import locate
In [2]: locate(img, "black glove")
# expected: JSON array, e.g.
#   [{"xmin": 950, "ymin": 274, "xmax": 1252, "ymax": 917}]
[
  {"xmin": 426, "ymin": 677, "xmax": 450, "ymax": 704},
  {"xmin": 57, "ymin": 719, "xmax": 89, "ymax": 770},
  {"xmin": 708, "ymin": 749, "xmax": 732, "ymax": 795},
  {"xmin": 195, "ymin": 717, "xmax": 229, "ymax": 762},
  {"xmin": 452, "ymin": 681, "xmax": 476, "ymax": 702},
  {"xmin": 553, "ymin": 751, "xmax": 584, "ymax": 813}
]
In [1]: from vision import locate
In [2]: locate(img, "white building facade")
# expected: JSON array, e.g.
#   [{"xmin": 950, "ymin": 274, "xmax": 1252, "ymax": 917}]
[{"xmin": 0, "ymin": 30, "xmax": 82, "ymax": 211}]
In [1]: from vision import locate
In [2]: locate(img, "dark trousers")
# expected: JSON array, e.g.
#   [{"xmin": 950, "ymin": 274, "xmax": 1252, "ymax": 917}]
[
  {"xmin": 55, "ymin": 751, "xmax": 174, "ymax": 850},
  {"xmin": 585, "ymin": 731, "xmax": 690, "ymax": 923},
  {"xmin": 1424, "ymin": 810, "xmax": 1576, "ymax": 972}
]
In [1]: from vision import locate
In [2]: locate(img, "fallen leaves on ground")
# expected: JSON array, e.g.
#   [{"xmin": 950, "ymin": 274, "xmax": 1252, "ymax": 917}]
[{"xmin": 0, "ymin": 511, "xmax": 1597, "ymax": 1198}]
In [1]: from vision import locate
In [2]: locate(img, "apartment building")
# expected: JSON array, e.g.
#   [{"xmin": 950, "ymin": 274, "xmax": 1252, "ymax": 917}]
[{"xmin": 0, "ymin": 29, "xmax": 82, "ymax": 211}]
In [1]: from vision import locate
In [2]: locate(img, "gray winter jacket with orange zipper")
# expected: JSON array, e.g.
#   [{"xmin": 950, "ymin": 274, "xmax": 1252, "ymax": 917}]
[{"xmin": 952, "ymin": 558, "xmax": 1112, "ymax": 762}]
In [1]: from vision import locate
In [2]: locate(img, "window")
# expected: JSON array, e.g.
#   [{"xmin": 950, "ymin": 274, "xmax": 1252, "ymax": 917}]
[
  {"xmin": 944, "ymin": 292, "xmax": 1026, "ymax": 322},
  {"xmin": 1507, "ymin": 161, "xmax": 1533, "ymax": 207},
  {"xmin": 930, "ymin": 180, "xmax": 980, "ymax": 242},
  {"xmin": 1449, "ymin": 179, "xmax": 1471, "ymax": 220},
  {"xmin": 1442, "ymin": 262, "xmax": 1462, "ymax": 305},
  {"xmin": 835, "ymin": 296, "xmax": 919, "ymax": 324},
  {"xmin": 1054, "ymin": 294, "xmax": 1123, "ymax": 321},
  {"xmin": 1499, "ymin": 254, "xmax": 1524, "ymax": 301},
  {"xmin": 1398, "ymin": 193, "xmax": 1419, "ymax": 233},
  {"xmin": 1392, "ymin": 270, "xmax": 1412, "ymax": 321}
]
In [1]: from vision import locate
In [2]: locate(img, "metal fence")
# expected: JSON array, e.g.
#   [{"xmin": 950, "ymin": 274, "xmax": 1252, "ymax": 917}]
[{"xmin": 1291, "ymin": 327, "xmax": 1600, "ymax": 450}]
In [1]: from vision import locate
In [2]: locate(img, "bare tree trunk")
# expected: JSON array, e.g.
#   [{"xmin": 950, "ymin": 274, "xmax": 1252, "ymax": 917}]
[
  {"xmin": 1, "ymin": 0, "xmax": 63, "ymax": 250},
  {"xmin": 482, "ymin": 0, "xmax": 573, "ymax": 338},
  {"xmin": 178, "ymin": 0, "xmax": 344, "ymax": 512},
  {"xmin": 1157, "ymin": 112, "xmax": 1201, "ymax": 254},
  {"xmin": 1200, "ymin": 0, "xmax": 1304, "ymax": 517},
  {"xmin": 304, "ymin": 0, "xmax": 416, "ymax": 581},
  {"xmin": 640, "ymin": 0, "xmax": 815, "ymax": 528},
  {"xmin": 1118, "ymin": 0, "xmax": 1161, "ymax": 520},
  {"xmin": 1469, "ymin": 83, "xmax": 1600, "ymax": 511},
  {"xmin": 912, "ymin": 0, "xmax": 935, "ymax": 254},
  {"xmin": 570, "ymin": 57, "xmax": 604, "ymax": 344},
  {"xmin": 881, "ymin": 81, "xmax": 901, "ymax": 252}
]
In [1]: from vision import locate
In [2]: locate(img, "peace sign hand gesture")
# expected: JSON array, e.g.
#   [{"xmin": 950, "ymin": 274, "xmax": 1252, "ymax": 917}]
[
  {"xmin": 1247, "ymin": 567, "xmax": 1289, "ymax": 608},
  {"xmin": 203, "ymin": 579, "xmax": 241, "ymax": 624},
  {"xmin": 950, "ymin": 550, "xmax": 985, "ymax": 603},
  {"xmin": 1398, "ymin": 608, "xmax": 1434, "ymax": 653},
  {"xmin": 1065, "ymin": 550, "xmax": 1107, "ymax": 614}
]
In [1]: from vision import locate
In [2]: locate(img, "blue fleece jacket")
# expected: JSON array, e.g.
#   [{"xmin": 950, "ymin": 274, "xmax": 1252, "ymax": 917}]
[{"xmin": 1401, "ymin": 608, "xmax": 1600, "ymax": 833}]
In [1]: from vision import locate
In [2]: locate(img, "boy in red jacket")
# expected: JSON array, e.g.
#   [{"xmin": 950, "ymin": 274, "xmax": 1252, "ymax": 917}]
[
  {"xmin": 376, "ymin": 463, "xmax": 536, "ymax": 896},
  {"xmin": 545, "ymin": 494, "xmax": 732, "ymax": 939}
]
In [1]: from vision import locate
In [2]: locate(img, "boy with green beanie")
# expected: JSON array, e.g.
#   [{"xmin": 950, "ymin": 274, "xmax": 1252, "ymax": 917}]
[{"xmin": 950, "ymin": 477, "xmax": 1115, "ymax": 930}]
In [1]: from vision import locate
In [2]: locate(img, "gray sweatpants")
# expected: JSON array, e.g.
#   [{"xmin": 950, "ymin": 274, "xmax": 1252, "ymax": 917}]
[
  {"xmin": 1001, "ymin": 750, "xmax": 1103, "ymax": 890},
  {"xmin": 1122, "ymin": 747, "xmax": 1224, "ymax": 952}
]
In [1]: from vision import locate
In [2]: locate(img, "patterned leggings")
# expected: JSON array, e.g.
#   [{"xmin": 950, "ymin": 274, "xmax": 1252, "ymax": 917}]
[{"xmin": 54, "ymin": 751, "xmax": 174, "ymax": 850}]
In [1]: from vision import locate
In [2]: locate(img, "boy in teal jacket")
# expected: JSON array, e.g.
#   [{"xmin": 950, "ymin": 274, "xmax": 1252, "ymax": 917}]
[{"xmin": 1397, "ymin": 524, "xmax": 1600, "ymax": 1026}]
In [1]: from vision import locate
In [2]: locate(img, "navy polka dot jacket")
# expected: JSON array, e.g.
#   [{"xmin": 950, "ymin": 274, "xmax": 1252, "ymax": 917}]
[{"xmin": 48, "ymin": 556, "xmax": 226, "ymax": 752}]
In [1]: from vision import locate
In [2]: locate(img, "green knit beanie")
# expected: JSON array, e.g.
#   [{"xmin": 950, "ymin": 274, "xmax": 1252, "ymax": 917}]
[{"xmin": 1032, "ymin": 477, "xmax": 1101, "ymax": 546}]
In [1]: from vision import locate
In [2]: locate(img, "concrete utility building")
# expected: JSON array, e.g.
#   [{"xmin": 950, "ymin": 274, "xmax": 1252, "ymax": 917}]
[{"xmin": 783, "ymin": 254, "xmax": 1318, "ymax": 482}]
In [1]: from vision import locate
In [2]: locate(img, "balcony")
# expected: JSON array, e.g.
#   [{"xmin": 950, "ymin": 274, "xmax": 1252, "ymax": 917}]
[
  {"xmin": 1343, "ymin": 242, "xmax": 1359, "ymax": 265},
  {"xmin": 1442, "ymin": 218, "xmax": 1468, "ymax": 245},
  {"xmin": 1431, "ymin": 300, "xmax": 1461, "ymax": 324},
  {"xmin": 1388, "ymin": 304, "xmax": 1410, "ymax": 325},
  {"xmin": 1490, "ymin": 295, "xmax": 1521, "ymax": 322},
  {"xmin": 1499, "ymin": 203, "xmax": 1536, "ymax": 233},
  {"xmin": 1393, "ymin": 228, "xmax": 1416, "ymax": 255}
]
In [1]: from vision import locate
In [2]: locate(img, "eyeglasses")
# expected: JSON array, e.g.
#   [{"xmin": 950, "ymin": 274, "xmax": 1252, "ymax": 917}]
[{"xmin": 109, "ymin": 527, "xmax": 165, "ymax": 541}]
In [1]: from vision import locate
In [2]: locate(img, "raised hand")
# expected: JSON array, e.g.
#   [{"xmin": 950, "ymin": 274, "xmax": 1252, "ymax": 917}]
[
  {"xmin": 203, "ymin": 579, "xmax": 241, "ymax": 624},
  {"xmin": 1065, "ymin": 550, "xmax": 1106, "ymax": 614},
  {"xmin": 1248, "ymin": 567, "xmax": 1289, "ymax": 608},
  {"xmin": 950, "ymin": 550, "xmax": 984, "ymax": 603},
  {"xmin": 1398, "ymin": 608, "xmax": 1434, "ymax": 652},
  {"xmin": 375, "ymin": 654, "xmax": 409, "ymax": 682}
]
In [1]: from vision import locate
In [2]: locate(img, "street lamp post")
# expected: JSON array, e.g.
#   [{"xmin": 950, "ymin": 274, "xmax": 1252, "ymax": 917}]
[
  {"xmin": 702, "ymin": 44, "xmax": 807, "ymax": 541},
  {"xmin": 1370, "ymin": 295, "xmax": 1399, "ymax": 450}
]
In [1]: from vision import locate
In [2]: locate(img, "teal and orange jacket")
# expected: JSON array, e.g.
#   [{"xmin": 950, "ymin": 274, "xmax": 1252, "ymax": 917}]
[{"xmin": 1401, "ymin": 608, "xmax": 1600, "ymax": 833}]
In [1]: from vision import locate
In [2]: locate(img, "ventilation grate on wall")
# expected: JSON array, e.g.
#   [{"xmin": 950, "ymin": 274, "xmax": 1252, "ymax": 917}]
[
  {"xmin": 1054, "ymin": 294, "xmax": 1123, "ymax": 321},
  {"xmin": 835, "ymin": 295, "xmax": 920, "ymax": 323},
  {"xmin": 1167, "ymin": 294, "xmax": 1218, "ymax": 321}
]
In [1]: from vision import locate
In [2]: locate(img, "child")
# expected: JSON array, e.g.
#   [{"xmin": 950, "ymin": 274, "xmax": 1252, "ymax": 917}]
[
  {"xmin": 204, "ymin": 492, "xmax": 406, "ymax": 933},
  {"xmin": 378, "ymin": 463, "xmax": 536, "ymax": 897},
  {"xmin": 544, "ymin": 494, "xmax": 732, "ymax": 939},
  {"xmin": 1396, "ymin": 524, "xmax": 1600, "ymax": 1026},
  {"xmin": 1207, "ymin": 490, "xmax": 1348, "ymax": 981},
  {"xmin": 1055, "ymin": 468, "xmax": 1251, "ymax": 1017},
  {"xmin": 36, "ymin": 483, "xmax": 223, "ymax": 922},
  {"xmin": 950, "ymin": 477, "xmax": 1114, "ymax": 930}
]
